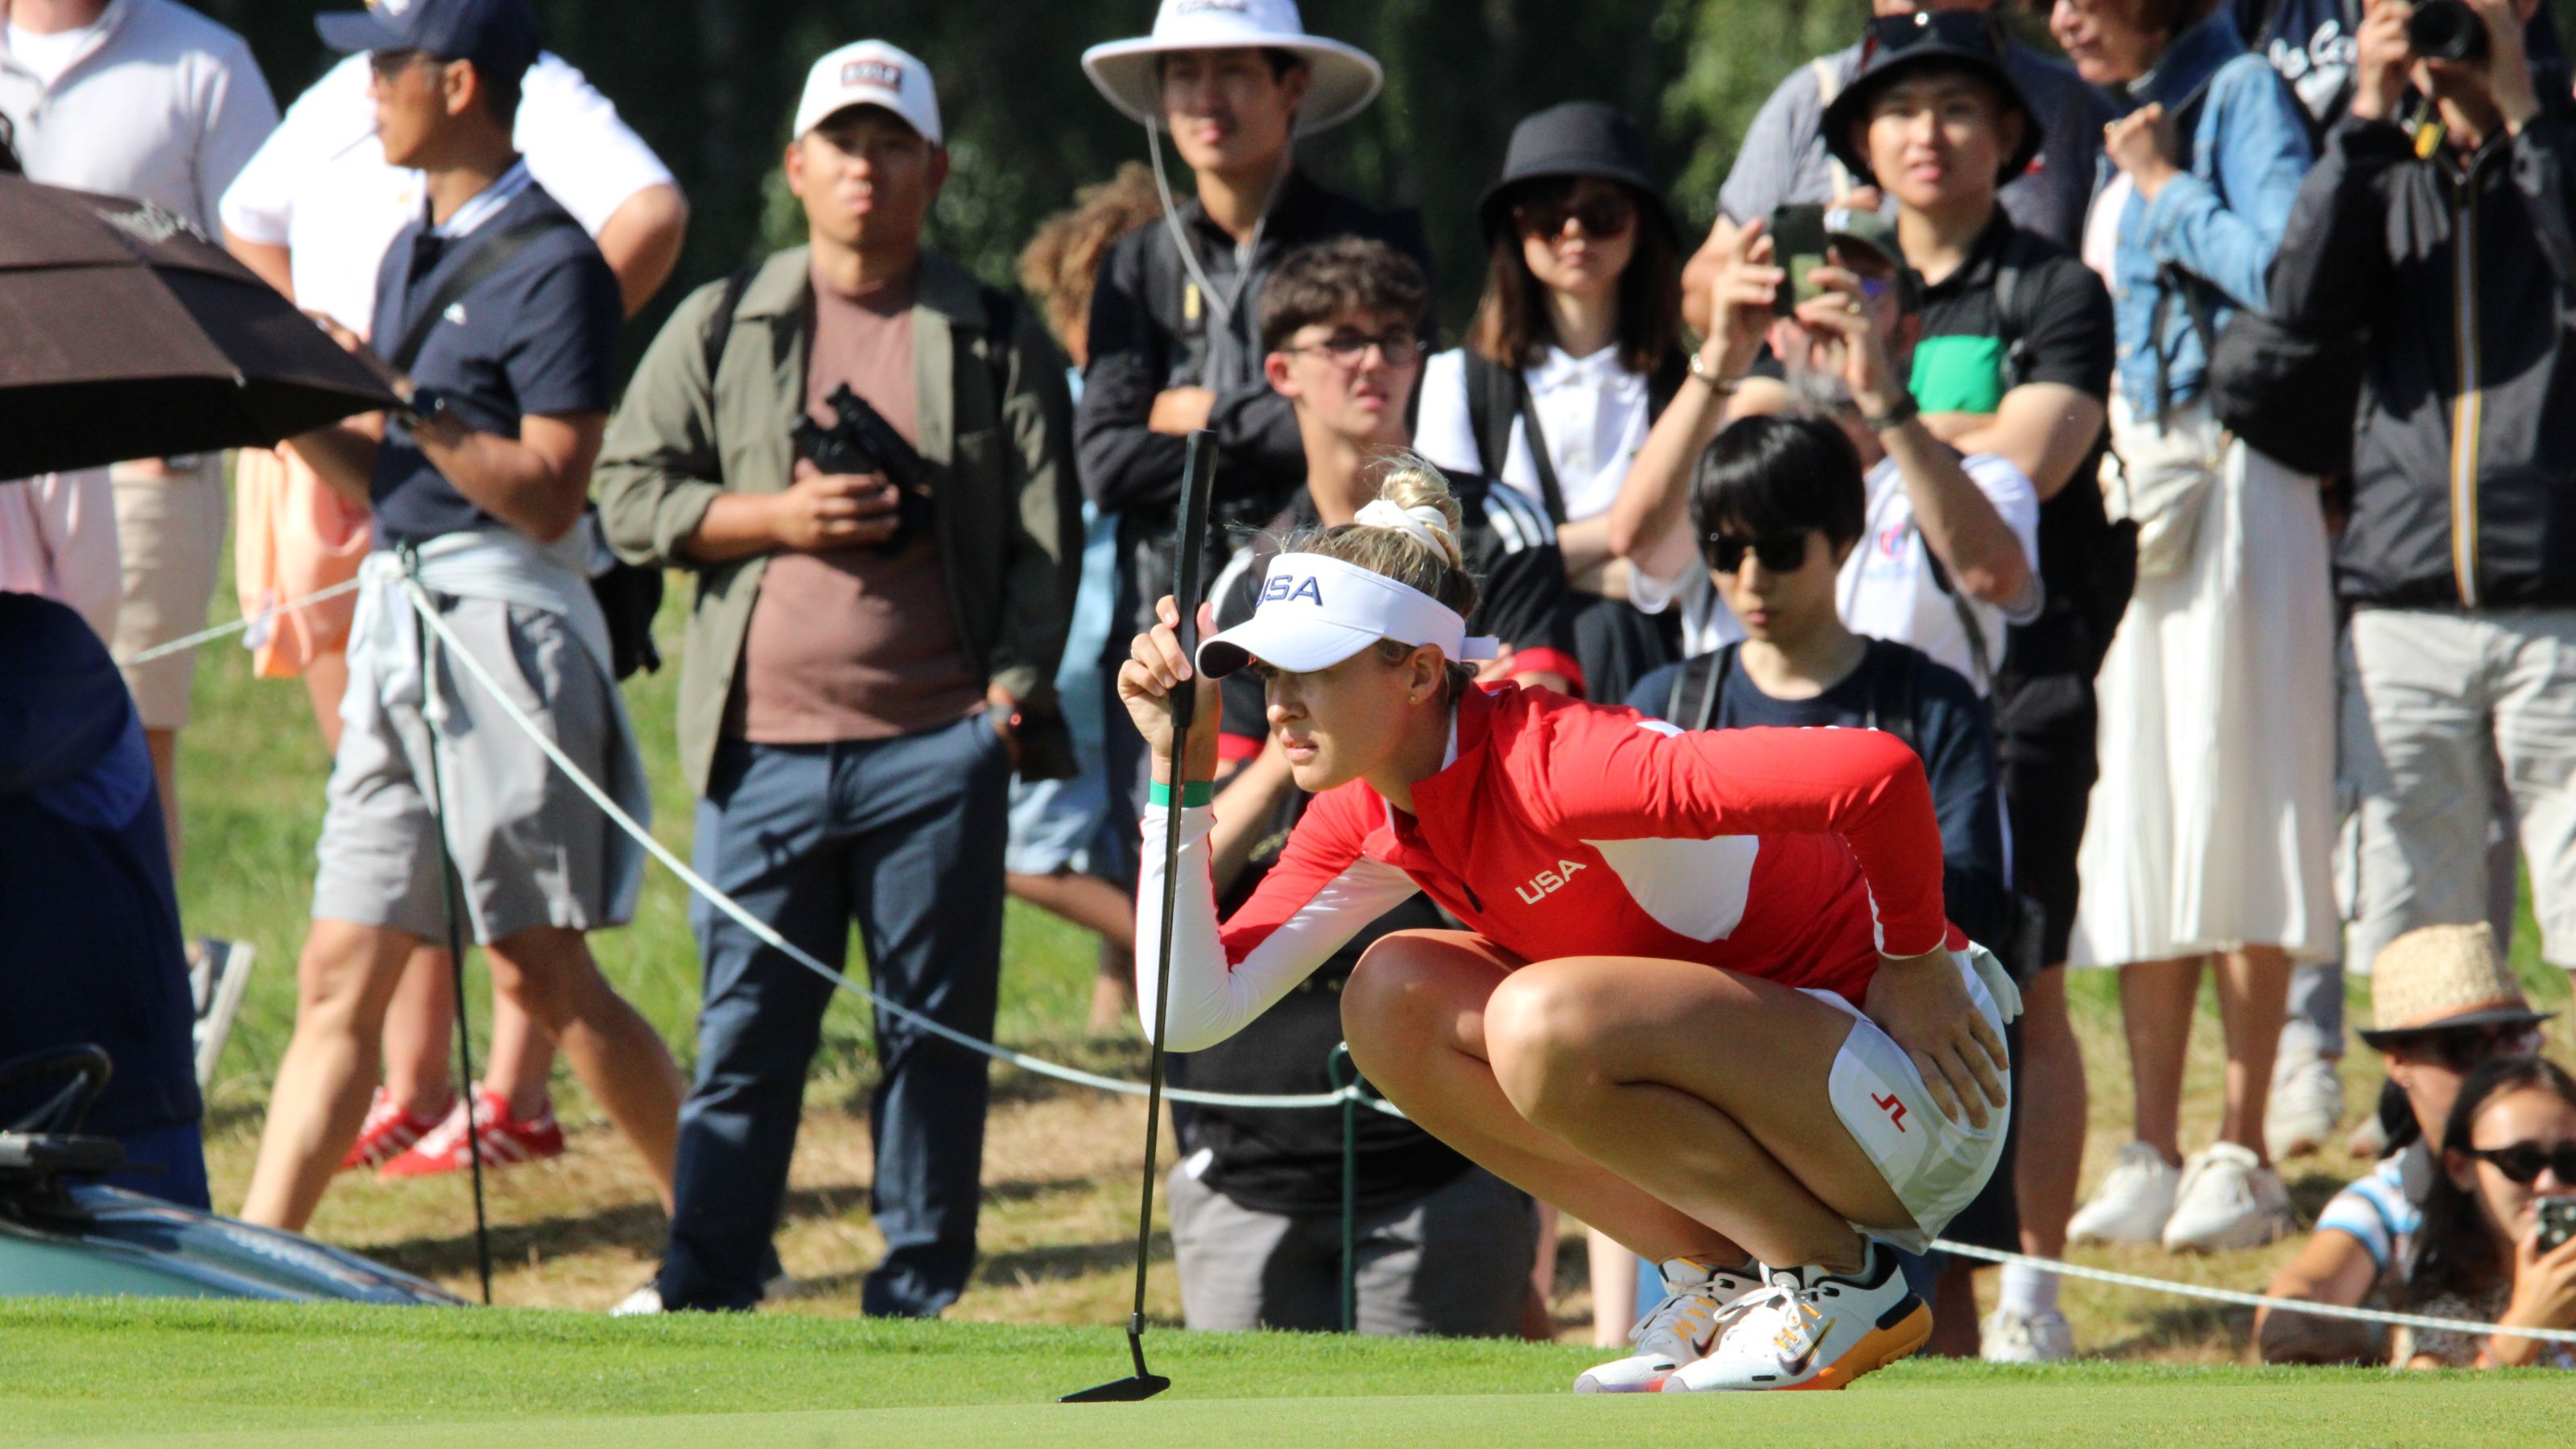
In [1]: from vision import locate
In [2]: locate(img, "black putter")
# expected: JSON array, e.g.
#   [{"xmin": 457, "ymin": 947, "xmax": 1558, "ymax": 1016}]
[{"xmin": 1062, "ymin": 427, "xmax": 1219, "ymax": 1405}]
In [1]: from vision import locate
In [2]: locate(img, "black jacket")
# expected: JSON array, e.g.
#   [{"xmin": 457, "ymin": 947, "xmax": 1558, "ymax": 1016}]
[
  {"xmin": 1076, "ymin": 167, "xmax": 1432, "ymax": 634},
  {"xmin": 2271, "ymin": 101, "xmax": 2576, "ymax": 608}
]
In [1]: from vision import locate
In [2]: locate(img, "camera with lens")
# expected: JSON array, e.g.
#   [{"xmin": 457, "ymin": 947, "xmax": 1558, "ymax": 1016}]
[{"xmin": 2407, "ymin": 0, "xmax": 2488, "ymax": 63}]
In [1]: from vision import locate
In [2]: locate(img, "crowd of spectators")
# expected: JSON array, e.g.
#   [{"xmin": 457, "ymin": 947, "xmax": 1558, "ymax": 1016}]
[{"xmin": 3, "ymin": 0, "xmax": 2574, "ymax": 1372}]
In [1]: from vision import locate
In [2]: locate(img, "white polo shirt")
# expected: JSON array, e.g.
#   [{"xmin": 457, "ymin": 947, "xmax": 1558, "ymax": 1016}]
[
  {"xmin": 0, "ymin": 0, "xmax": 277, "ymax": 233},
  {"xmin": 1416, "ymin": 343, "xmax": 1653, "ymax": 523},
  {"xmin": 218, "ymin": 51, "xmax": 675, "ymax": 335}
]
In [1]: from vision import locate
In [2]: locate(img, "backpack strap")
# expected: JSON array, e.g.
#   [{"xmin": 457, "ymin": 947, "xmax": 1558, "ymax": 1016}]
[
  {"xmin": 1462, "ymin": 350, "xmax": 1571, "ymax": 526},
  {"xmin": 1862, "ymin": 642, "xmax": 1922, "ymax": 754},
  {"xmin": 700, "ymin": 262, "xmax": 762, "ymax": 394},
  {"xmin": 1918, "ymin": 540, "xmax": 1997, "ymax": 696},
  {"xmin": 1664, "ymin": 643, "xmax": 1740, "ymax": 732},
  {"xmin": 386, "ymin": 212, "xmax": 561, "ymax": 375},
  {"xmin": 1990, "ymin": 255, "xmax": 2036, "ymax": 392}
]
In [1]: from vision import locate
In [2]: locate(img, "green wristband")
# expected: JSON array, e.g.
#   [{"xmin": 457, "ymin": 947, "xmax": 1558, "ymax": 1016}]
[{"xmin": 1150, "ymin": 779, "xmax": 1214, "ymax": 809}]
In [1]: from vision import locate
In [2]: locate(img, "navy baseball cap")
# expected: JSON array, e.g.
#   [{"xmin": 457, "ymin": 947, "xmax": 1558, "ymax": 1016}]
[{"xmin": 316, "ymin": 0, "xmax": 539, "ymax": 86}]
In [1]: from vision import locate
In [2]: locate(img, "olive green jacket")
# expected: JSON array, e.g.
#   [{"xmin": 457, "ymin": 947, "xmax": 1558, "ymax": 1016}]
[{"xmin": 594, "ymin": 246, "xmax": 1078, "ymax": 797}]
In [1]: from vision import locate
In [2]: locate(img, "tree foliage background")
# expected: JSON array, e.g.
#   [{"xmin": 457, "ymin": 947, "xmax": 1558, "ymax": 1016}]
[{"xmin": 193, "ymin": 0, "xmax": 2576, "ymax": 353}]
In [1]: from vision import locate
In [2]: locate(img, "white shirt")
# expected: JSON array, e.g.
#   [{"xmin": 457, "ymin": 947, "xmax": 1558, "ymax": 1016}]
[
  {"xmin": 1415, "ymin": 343, "xmax": 1653, "ymax": 522},
  {"xmin": 0, "ymin": 469, "xmax": 119, "ymax": 644},
  {"xmin": 0, "ymin": 0, "xmax": 277, "ymax": 233},
  {"xmin": 1633, "ymin": 451, "xmax": 2042, "ymax": 694},
  {"xmin": 217, "ymin": 52, "xmax": 675, "ymax": 335},
  {"xmin": 5, "ymin": 18, "xmax": 98, "ymax": 85},
  {"xmin": 1838, "ymin": 452, "xmax": 2042, "ymax": 691}
]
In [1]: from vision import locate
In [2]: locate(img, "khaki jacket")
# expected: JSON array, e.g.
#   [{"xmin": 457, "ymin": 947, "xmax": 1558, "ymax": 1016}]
[{"xmin": 594, "ymin": 246, "xmax": 1077, "ymax": 796}]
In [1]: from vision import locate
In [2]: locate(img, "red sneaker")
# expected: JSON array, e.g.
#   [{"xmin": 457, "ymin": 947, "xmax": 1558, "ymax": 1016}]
[
  {"xmin": 341, "ymin": 1087, "xmax": 450, "ymax": 1172},
  {"xmin": 378, "ymin": 1086, "xmax": 565, "ymax": 1179}
]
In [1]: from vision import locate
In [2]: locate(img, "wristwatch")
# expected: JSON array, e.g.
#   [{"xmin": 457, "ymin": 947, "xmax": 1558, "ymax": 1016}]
[
  {"xmin": 397, "ymin": 385, "xmax": 452, "ymax": 432},
  {"xmin": 1860, "ymin": 390, "xmax": 1921, "ymax": 432},
  {"xmin": 1686, "ymin": 348, "xmax": 1736, "ymax": 394}
]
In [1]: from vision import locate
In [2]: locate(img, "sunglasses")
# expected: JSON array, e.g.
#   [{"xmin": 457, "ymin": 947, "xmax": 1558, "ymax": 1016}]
[
  {"xmin": 1513, "ymin": 181, "xmax": 1637, "ymax": 241},
  {"xmin": 1286, "ymin": 328, "xmax": 1423, "ymax": 369},
  {"xmin": 1704, "ymin": 531, "xmax": 1814, "ymax": 575},
  {"xmin": 1859, "ymin": 10, "xmax": 2005, "ymax": 68},
  {"xmin": 2465, "ymin": 1140, "xmax": 2576, "ymax": 1187}
]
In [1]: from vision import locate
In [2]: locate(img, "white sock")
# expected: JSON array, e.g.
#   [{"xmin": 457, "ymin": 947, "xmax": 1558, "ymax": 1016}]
[{"xmin": 1999, "ymin": 1261, "xmax": 2059, "ymax": 1319}]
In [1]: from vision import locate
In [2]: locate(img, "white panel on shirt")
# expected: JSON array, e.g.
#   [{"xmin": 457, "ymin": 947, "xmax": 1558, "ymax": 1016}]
[
  {"xmin": 1414, "ymin": 345, "xmax": 1653, "ymax": 522},
  {"xmin": 1836, "ymin": 453, "xmax": 2041, "ymax": 693},
  {"xmin": 217, "ymin": 52, "xmax": 675, "ymax": 335},
  {"xmin": 1583, "ymin": 834, "xmax": 1762, "ymax": 942}
]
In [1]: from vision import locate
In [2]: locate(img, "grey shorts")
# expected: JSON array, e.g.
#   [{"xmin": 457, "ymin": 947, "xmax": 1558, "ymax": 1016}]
[
  {"xmin": 312, "ymin": 594, "xmax": 634, "ymax": 944},
  {"xmin": 1166, "ymin": 1158, "xmax": 1536, "ymax": 1338}
]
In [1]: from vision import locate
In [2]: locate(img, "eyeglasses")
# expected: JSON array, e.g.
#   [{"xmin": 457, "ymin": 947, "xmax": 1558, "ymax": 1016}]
[
  {"xmin": 2465, "ymin": 1140, "xmax": 2576, "ymax": 1187},
  {"xmin": 368, "ymin": 48, "xmax": 437, "ymax": 83},
  {"xmin": 1703, "ymin": 531, "xmax": 1814, "ymax": 574},
  {"xmin": 1513, "ymin": 181, "xmax": 1637, "ymax": 241},
  {"xmin": 1859, "ymin": 9, "xmax": 2004, "ymax": 67},
  {"xmin": 1285, "ymin": 328, "xmax": 1423, "ymax": 369}
]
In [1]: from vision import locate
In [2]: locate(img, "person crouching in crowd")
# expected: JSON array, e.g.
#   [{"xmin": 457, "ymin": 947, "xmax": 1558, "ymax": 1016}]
[
  {"xmin": 2389, "ymin": 1055, "xmax": 2576, "ymax": 1368},
  {"xmin": 1162, "ymin": 237, "xmax": 1582, "ymax": 1338},
  {"xmin": 594, "ymin": 41, "xmax": 1078, "ymax": 1317},
  {"xmin": 2257, "ymin": 924, "xmax": 2553, "ymax": 1364},
  {"xmin": 1414, "ymin": 101, "xmax": 1689, "ymax": 708},
  {"xmin": 240, "ymin": 0, "xmax": 684, "ymax": 1233}
]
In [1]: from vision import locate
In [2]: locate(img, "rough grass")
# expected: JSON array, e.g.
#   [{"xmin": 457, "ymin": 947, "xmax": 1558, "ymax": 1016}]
[
  {"xmin": 6, "ymin": 1298, "xmax": 2573, "ymax": 1448},
  {"xmin": 162, "ymin": 537, "xmax": 2576, "ymax": 1349}
]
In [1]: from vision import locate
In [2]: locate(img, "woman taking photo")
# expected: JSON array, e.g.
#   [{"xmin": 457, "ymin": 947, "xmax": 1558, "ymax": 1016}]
[
  {"xmin": 1117, "ymin": 460, "xmax": 2021, "ymax": 1393},
  {"xmin": 2393, "ymin": 1055, "xmax": 2576, "ymax": 1369},
  {"xmin": 1415, "ymin": 101, "xmax": 1688, "ymax": 706},
  {"xmin": 2050, "ymin": 0, "xmax": 2335, "ymax": 1255}
]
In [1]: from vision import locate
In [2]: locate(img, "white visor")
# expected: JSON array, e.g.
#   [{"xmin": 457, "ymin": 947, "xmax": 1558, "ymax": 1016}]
[{"xmin": 1196, "ymin": 553, "xmax": 1498, "ymax": 679}]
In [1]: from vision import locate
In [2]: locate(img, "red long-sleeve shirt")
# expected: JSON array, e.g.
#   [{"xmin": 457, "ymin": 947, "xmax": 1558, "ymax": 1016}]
[{"xmin": 1137, "ymin": 683, "xmax": 1959, "ymax": 1052}]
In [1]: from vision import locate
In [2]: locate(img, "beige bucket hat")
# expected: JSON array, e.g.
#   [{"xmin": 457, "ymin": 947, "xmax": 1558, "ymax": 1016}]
[{"xmin": 2359, "ymin": 923, "xmax": 2556, "ymax": 1048}]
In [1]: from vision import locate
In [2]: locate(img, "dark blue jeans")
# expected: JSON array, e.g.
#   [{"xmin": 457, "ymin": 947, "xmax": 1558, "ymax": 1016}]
[{"xmin": 657, "ymin": 716, "xmax": 1010, "ymax": 1315}]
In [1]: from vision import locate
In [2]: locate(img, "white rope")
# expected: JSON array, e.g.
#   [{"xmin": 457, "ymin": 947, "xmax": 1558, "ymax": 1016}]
[
  {"xmin": 1928, "ymin": 1239, "xmax": 2576, "ymax": 1347},
  {"xmin": 118, "ymin": 578, "xmax": 364, "ymax": 667},
  {"xmin": 396, "ymin": 576, "xmax": 1402, "ymax": 1117}
]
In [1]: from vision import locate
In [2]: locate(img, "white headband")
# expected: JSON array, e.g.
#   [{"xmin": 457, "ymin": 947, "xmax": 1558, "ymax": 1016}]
[
  {"xmin": 1354, "ymin": 499, "xmax": 1462, "ymax": 566},
  {"xmin": 1196, "ymin": 552, "xmax": 1499, "ymax": 679}
]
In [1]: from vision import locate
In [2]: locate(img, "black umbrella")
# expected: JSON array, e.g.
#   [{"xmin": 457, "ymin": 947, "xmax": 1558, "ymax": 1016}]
[{"xmin": 0, "ymin": 176, "xmax": 402, "ymax": 478}]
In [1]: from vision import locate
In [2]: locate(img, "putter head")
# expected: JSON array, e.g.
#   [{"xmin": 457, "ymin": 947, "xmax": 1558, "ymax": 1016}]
[{"xmin": 1059, "ymin": 1373, "xmax": 1170, "ymax": 1404}]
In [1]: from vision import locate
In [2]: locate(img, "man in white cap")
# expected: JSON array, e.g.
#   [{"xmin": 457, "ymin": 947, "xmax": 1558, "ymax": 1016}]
[
  {"xmin": 1075, "ymin": 0, "xmax": 1435, "ymax": 808},
  {"xmin": 595, "ymin": 39, "xmax": 1079, "ymax": 1318}
]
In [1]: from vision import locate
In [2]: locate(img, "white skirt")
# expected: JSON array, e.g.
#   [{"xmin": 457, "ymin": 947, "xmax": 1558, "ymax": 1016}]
[{"xmin": 2067, "ymin": 400, "xmax": 2339, "ymax": 967}]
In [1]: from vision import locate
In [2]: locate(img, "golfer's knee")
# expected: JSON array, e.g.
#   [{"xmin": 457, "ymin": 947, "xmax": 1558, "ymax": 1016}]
[
  {"xmin": 1340, "ymin": 935, "xmax": 1451, "ymax": 1075},
  {"xmin": 1483, "ymin": 971, "xmax": 1605, "ymax": 1124}
]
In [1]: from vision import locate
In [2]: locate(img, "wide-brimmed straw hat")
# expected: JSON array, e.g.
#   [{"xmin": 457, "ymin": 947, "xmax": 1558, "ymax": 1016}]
[
  {"xmin": 1475, "ymin": 101, "xmax": 1678, "ymax": 246},
  {"xmin": 2357, "ymin": 923, "xmax": 2557, "ymax": 1049},
  {"xmin": 1081, "ymin": 0, "xmax": 1383, "ymax": 137}
]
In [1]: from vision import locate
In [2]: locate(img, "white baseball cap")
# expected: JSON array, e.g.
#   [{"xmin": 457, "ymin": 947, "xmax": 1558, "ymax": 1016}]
[
  {"xmin": 795, "ymin": 40, "xmax": 941, "ymax": 145},
  {"xmin": 1082, "ymin": 0, "xmax": 1382, "ymax": 137},
  {"xmin": 1197, "ymin": 553, "xmax": 1498, "ymax": 679}
]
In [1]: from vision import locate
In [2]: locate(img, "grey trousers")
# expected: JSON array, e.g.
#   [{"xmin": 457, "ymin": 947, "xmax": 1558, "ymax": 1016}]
[{"xmin": 1167, "ymin": 1159, "xmax": 1537, "ymax": 1337}]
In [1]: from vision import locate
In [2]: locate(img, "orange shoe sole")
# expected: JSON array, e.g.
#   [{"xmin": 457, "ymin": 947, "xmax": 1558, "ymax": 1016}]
[{"xmin": 1784, "ymin": 1300, "xmax": 1934, "ymax": 1391}]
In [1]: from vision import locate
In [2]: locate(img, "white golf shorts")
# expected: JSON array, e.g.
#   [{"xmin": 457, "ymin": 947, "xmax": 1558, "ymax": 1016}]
[{"xmin": 1802, "ymin": 943, "xmax": 2021, "ymax": 1255}]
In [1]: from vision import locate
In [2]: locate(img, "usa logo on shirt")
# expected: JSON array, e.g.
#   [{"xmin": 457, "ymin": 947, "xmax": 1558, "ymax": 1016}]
[{"xmin": 1260, "ymin": 574, "xmax": 1325, "ymax": 605}]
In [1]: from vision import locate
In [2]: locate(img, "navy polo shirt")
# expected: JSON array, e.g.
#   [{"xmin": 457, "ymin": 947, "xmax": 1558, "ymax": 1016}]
[
  {"xmin": 0, "ymin": 592, "xmax": 199, "ymax": 1137},
  {"xmin": 367, "ymin": 165, "xmax": 621, "ymax": 544}
]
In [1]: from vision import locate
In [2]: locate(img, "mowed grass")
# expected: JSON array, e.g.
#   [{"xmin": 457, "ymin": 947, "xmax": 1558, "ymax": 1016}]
[
  {"xmin": 4, "ymin": 1298, "xmax": 2570, "ymax": 1449},
  {"xmin": 144, "ymin": 521, "xmax": 2576, "ymax": 1349}
]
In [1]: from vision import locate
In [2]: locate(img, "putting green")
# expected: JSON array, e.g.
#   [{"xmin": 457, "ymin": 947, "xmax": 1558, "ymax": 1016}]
[{"xmin": 3, "ymin": 1299, "xmax": 2557, "ymax": 1447}]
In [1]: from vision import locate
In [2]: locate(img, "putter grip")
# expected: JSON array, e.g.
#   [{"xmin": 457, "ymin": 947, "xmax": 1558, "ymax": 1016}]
[{"xmin": 1166, "ymin": 428, "xmax": 1219, "ymax": 734}]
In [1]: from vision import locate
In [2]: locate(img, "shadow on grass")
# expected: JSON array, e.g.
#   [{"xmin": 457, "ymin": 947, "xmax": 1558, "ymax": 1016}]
[{"xmin": 2094, "ymin": 1299, "xmax": 2255, "ymax": 1360}]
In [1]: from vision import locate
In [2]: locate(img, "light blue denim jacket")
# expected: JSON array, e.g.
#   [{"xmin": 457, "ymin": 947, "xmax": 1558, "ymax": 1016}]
[{"xmin": 2103, "ymin": 14, "xmax": 2314, "ymax": 417}]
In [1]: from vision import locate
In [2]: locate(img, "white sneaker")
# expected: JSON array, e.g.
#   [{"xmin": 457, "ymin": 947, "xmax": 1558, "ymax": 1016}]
[
  {"xmin": 2066, "ymin": 1141, "xmax": 2182, "ymax": 1245},
  {"xmin": 2161, "ymin": 1142, "xmax": 2293, "ymax": 1252},
  {"xmin": 188, "ymin": 937, "xmax": 255, "ymax": 1089},
  {"xmin": 1662, "ymin": 1245, "xmax": 1930, "ymax": 1392},
  {"xmin": 609, "ymin": 1282, "xmax": 663, "ymax": 1316},
  {"xmin": 2265, "ymin": 1053, "xmax": 2344, "ymax": 1162},
  {"xmin": 1979, "ymin": 1306, "xmax": 2074, "ymax": 1364},
  {"xmin": 2346, "ymin": 1111, "xmax": 2389, "ymax": 1162},
  {"xmin": 1573, "ymin": 1257, "xmax": 1761, "ymax": 1393}
]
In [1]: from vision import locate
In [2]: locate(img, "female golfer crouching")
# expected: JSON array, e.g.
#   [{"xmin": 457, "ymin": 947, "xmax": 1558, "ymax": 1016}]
[{"xmin": 1117, "ymin": 460, "xmax": 2019, "ymax": 1393}]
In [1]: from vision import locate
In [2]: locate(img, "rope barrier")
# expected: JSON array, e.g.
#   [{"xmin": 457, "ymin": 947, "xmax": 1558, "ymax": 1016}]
[
  {"xmin": 397, "ymin": 576, "xmax": 1403, "ymax": 1118},
  {"xmin": 118, "ymin": 579, "xmax": 362, "ymax": 667},
  {"xmin": 1926, "ymin": 1239, "xmax": 2576, "ymax": 1347}
]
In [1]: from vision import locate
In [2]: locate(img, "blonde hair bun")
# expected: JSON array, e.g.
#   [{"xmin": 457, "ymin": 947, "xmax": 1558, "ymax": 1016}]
[{"xmin": 1364, "ymin": 452, "xmax": 1466, "ymax": 568}]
